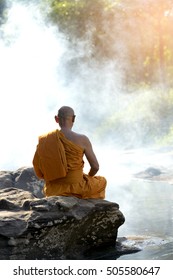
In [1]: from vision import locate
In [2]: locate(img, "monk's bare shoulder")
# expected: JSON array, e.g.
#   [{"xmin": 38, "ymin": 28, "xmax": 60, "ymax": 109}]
[{"xmin": 72, "ymin": 132, "xmax": 90, "ymax": 149}]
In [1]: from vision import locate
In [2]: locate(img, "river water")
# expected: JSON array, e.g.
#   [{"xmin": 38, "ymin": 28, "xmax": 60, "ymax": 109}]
[
  {"xmin": 101, "ymin": 148, "xmax": 173, "ymax": 260},
  {"xmin": 116, "ymin": 180, "xmax": 173, "ymax": 260}
]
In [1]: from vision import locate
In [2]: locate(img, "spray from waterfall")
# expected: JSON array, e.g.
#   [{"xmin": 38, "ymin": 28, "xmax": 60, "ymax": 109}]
[
  {"xmin": 0, "ymin": 2, "xmax": 70, "ymax": 170},
  {"xmin": 0, "ymin": 1, "xmax": 122, "ymax": 171},
  {"xmin": 0, "ymin": 0, "xmax": 171, "ymax": 190}
]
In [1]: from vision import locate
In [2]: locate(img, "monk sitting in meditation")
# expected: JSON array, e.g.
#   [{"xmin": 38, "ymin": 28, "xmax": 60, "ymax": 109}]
[{"xmin": 33, "ymin": 106, "xmax": 107, "ymax": 199}]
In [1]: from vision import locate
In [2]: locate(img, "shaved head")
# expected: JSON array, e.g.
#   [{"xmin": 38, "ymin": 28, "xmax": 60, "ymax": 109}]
[
  {"xmin": 56, "ymin": 106, "xmax": 76, "ymax": 126},
  {"xmin": 57, "ymin": 106, "xmax": 75, "ymax": 118}
]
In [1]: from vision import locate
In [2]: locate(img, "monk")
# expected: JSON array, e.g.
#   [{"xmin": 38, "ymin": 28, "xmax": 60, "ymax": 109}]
[{"xmin": 33, "ymin": 106, "xmax": 107, "ymax": 199}]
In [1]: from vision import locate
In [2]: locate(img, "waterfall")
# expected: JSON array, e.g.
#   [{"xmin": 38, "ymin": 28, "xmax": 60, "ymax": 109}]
[
  {"xmin": 0, "ymin": 1, "xmax": 171, "ymax": 175},
  {"xmin": 0, "ymin": 1, "xmax": 71, "ymax": 170},
  {"xmin": 0, "ymin": 0, "xmax": 122, "ymax": 171}
]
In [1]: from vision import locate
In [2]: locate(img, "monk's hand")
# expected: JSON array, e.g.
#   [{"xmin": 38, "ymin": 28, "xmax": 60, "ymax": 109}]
[{"xmin": 83, "ymin": 174, "xmax": 90, "ymax": 180}]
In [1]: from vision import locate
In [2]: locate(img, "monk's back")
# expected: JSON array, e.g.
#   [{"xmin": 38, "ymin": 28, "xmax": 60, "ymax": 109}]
[{"xmin": 61, "ymin": 129, "xmax": 86, "ymax": 150}]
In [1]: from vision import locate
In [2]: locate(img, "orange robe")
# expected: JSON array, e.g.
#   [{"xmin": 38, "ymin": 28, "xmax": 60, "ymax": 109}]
[{"xmin": 33, "ymin": 130, "xmax": 106, "ymax": 199}]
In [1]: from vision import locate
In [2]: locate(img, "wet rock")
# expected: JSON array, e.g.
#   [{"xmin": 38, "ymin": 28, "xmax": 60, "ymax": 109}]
[
  {"xmin": 134, "ymin": 167, "xmax": 162, "ymax": 179},
  {"xmin": 0, "ymin": 187, "xmax": 125, "ymax": 260},
  {"xmin": 117, "ymin": 236, "xmax": 173, "ymax": 260},
  {"xmin": 134, "ymin": 166, "xmax": 173, "ymax": 184}
]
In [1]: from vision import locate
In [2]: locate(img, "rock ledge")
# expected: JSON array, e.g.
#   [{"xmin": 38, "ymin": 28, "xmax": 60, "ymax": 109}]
[{"xmin": 0, "ymin": 185, "xmax": 125, "ymax": 259}]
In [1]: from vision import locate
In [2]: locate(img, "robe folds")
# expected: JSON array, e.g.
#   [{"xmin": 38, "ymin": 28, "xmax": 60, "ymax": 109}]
[{"xmin": 33, "ymin": 130, "xmax": 106, "ymax": 199}]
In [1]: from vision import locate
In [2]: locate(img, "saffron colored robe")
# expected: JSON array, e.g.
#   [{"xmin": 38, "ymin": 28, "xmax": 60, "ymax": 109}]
[{"xmin": 33, "ymin": 130, "xmax": 106, "ymax": 199}]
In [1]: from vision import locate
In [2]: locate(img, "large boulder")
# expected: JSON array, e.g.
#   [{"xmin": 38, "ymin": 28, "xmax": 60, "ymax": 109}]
[
  {"xmin": 0, "ymin": 167, "xmax": 44, "ymax": 198},
  {"xmin": 0, "ymin": 186, "xmax": 125, "ymax": 260}
]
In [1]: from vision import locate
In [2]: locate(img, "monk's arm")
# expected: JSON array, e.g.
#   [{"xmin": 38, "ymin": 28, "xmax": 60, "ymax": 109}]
[{"xmin": 83, "ymin": 136, "xmax": 99, "ymax": 176}]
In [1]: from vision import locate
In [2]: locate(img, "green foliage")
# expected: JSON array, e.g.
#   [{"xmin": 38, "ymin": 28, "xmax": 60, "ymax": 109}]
[
  {"xmin": 159, "ymin": 125, "xmax": 173, "ymax": 145},
  {"xmin": 41, "ymin": 0, "xmax": 173, "ymax": 88},
  {"xmin": 94, "ymin": 87, "xmax": 173, "ymax": 147},
  {"xmin": 156, "ymin": 89, "xmax": 173, "ymax": 145},
  {"xmin": 38, "ymin": 1, "xmax": 173, "ymax": 147}
]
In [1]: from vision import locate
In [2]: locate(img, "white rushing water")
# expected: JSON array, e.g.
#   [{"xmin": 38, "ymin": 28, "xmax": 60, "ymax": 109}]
[
  {"xmin": 0, "ymin": 2, "xmax": 164, "ymax": 171},
  {"xmin": 0, "ymin": 2, "xmax": 73, "ymax": 170},
  {"xmin": 0, "ymin": 1, "xmax": 131, "ymax": 180}
]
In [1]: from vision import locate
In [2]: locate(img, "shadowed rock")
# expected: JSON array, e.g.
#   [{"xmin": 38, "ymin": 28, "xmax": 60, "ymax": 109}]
[
  {"xmin": 0, "ymin": 167, "xmax": 44, "ymax": 198},
  {"xmin": 0, "ymin": 186, "xmax": 125, "ymax": 260}
]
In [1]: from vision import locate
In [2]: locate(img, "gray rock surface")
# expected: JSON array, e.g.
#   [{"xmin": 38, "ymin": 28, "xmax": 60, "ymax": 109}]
[
  {"xmin": 0, "ymin": 169, "xmax": 125, "ymax": 259},
  {"xmin": 134, "ymin": 166, "xmax": 173, "ymax": 184},
  {"xmin": 0, "ymin": 167, "xmax": 44, "ymax": 198}
]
